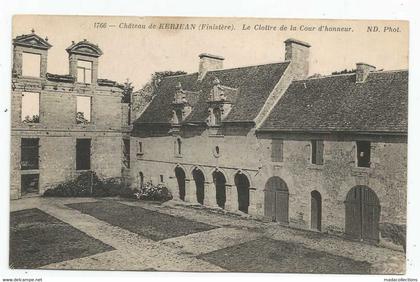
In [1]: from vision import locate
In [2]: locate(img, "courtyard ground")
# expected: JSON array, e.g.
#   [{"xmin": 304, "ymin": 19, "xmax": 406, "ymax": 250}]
[{"xmin": 9, "ymin": 197, "xmax": 405, "ymax": 274}]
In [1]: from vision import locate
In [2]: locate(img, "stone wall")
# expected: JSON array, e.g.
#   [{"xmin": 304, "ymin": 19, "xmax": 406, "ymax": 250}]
[
  {"xmin": 130, "ymin": 127, "xmax": 407, "ymax": 235},
  {"xmin": 10, "ymin": 76, "xmax": 126, "ymax": 199},
  {"xmin": 256, "ymin": 133, "xmax": 407, "ymax": 234}
]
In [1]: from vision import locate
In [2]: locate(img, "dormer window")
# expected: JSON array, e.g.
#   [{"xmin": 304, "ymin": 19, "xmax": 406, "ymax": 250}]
[
  {"xmin": 213, "ymin": 108, "xmax": 222, "ymax": 125},
  {"xmin": 22, "ymin": 52, "xmax": 41, "ymax": 77},
  {"xmin": 77, "ymin": 60, "xmax": 92, "ymax": 84}
]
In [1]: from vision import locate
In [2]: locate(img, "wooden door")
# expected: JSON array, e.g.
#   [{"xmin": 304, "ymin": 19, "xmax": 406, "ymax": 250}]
[
  {"xmin": 345, "ymin": 186, "xmax": 380, "ymax": 242},
  {"xmin": 264, "ymin": 177, "xmax": 289, "ymax": 224},
  {"xmin": 275, "ymin": 190, "xmax": 289, "ymax": 224},
  {"xmin": 311, "ymin": 191, "xmax": 322, "ymax": 231},
  {"xmin": 264, "ymin": 190, "xmax": 276, "ymax": 221}
]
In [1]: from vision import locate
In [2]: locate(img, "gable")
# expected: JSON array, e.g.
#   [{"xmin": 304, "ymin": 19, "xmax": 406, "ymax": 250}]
[
  {"xmin": 66, "ymin": 40, "xmax": 103, "ymax": 57},
  {"xmin": 13, "ymin": 33, "xmax": 52, "ymax": 50}
]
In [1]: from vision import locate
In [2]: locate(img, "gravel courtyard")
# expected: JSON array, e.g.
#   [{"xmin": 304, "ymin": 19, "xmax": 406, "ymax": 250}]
[{"xmin": 9, "ymin": 197, "xmax": 406, "ymax": 274}]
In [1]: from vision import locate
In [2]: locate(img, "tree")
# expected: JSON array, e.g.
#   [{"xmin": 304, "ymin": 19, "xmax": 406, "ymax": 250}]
[{"xmin": 121, "ymin": 79, "xmax": 134, "ymax": 103}]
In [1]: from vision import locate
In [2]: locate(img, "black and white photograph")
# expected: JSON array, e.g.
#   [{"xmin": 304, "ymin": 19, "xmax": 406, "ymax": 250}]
[{"xmin": 1, "ymin": 3, "xmax": 419, "ymax": 282}]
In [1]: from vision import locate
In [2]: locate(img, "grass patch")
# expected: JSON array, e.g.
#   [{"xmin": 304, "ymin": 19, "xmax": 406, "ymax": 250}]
[
  {"xmin": 9, "ymin": 208, "xmax": 114, "ymax": 269},
  {"xmin": 67, "ymin": 201, "xmax": 216, "ymax": 241},
  {"xmin": 198, "ymin": 237, "xmax": 371, "ymax": 274}
]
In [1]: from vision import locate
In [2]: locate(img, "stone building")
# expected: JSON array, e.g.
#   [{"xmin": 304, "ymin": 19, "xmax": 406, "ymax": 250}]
[
  {"xmin": 131, "ymin": 38, "xmax": 407, "ymax": 243},
  {"xmin": 10, "ymin": 30, "xmax": 130, "ymax": 199}
]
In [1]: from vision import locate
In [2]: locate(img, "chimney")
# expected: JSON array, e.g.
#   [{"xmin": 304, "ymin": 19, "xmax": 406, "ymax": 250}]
[
  {"xmin": 355, "ymin": 62, "xmax": 376, "ymax": 83},
  {"xmin": 284, "ymin": 38, "xmax": 311, "ymax": 80},
  {"xmin": 198, "ymin": 53, "xmax": 224, "ymax": 80}
]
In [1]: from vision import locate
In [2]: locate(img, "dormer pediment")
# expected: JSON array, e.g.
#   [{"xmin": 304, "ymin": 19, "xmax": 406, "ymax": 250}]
[
  {"xmin": 66, "ymin": 39, "xmax": 103, "ymax": 57},
  {"xmin": 13, "ymin": 32, "xmax": 52, "ymax": 50}
]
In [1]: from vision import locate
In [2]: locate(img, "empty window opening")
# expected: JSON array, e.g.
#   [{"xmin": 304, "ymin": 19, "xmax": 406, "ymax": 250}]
[
  {"xmin": 22, "ymin": 52, "xmax": 41, "ymax": 77},
  {"xmin": 123, "ymin": 139, "xmax": 130, "ymax": 168},
  {"xmin": 177, "ymin": 110, "xmax": 183, "ymax": 124},
  {"xmin": 175, "ymin": 138, "xmax": 182, "ymax": 155},
  {"xmin": 215, "ymin": 146, "xmax": 220, "ymax": 155},
  {"xmin": 160, "ymin": 175, "xmax": 164, "ymax": 183},
  {"xmin": 76, "ymin": 139, "xmax": 91, "ymax": 170},
  {"xmin": 21, "ymin": 92, "xmax": 40, "ymax": 123},
  {"xmin": 137, "ymin": 141, "xmax": 143, "ymax": 155},
  {"xmin": 357, "ymin": 141, "xmax": 371, "ymax": 168},
  {"xmin": 311, "ymin": 140, "xmax": 324, "ymax": 165},
  {"xmin": 271, "ymin": 139, "xmax": 283, "ymax": 162},
  {"xmin": 213, "ymin": 108, "xmax": 222, "ymax": 125},
  {"xmin": 76, "ymin": 96, "xmax": 91, "ymax": 124},
  {"xmin": 21, "ymin": 174, "xmax": 39, "ymax": 195},
  {"xmin": 77, "ymin": 60, "xmax": 92, "ymax": 84},
  {"xmin": 21, "ymin": 138, "xmax": 39, "ymax": 170}
]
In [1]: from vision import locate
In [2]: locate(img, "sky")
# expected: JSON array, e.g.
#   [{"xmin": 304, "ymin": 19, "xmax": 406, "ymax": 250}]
[{"xmin": 13, "ymin": 15, "xmax": 409, "ymax": 90}]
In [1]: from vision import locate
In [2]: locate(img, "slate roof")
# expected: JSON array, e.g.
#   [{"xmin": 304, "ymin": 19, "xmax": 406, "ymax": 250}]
[
  {"xmin": 135, "ymin": 62, "xmax": 290, "ymax": 124},
  {"xmin": 260, "ymin": 70, "xmax": 408, "ymax": 133}
]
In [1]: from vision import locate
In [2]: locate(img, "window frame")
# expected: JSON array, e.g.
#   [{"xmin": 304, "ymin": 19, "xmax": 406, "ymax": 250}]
[
  {"xmin": 21, "ymin": 52, "xmax": 41, "ymax": 78},
  {"xmin": 76, "ymin": 59, "xmax": 93, "ymax": 84},
  {"xmin": 21, "ymin": 91, "xmax": 40, "ymax": 124},
  {"xmin": 76, "ymin": 138, "xmax": 91, "ymax": 171},
  {"xmin": 21, "ymin": 138, "xmax": 40, "ymax": 170},
  {"xmin": 123, "ymin": 138, "xmax": 130, "ymax": 169},
  {"xmin": 356, "ymin": 141, "xmax": 371, "ymax": 168},
  {"xmin": 271, "ymin": 138, "xmax": 284, "ymax": 162},
  {"xmin": 311, "ymin": 140, "xmax": 324, "ymax": 165},
  {"xmin": 76, "ymin": 96, "xmax": 92, "ymax": 125},
  {"xmin": 175, "ymin": 137, "xmax": 182, "ymax": 157}
]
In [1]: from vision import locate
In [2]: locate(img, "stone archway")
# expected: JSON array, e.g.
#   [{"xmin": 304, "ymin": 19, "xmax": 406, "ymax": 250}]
[
  {"xmin": 264, "ymin": 176, "xmax": 289, "ymax": 224},
  {"xmin": 345, "ymin": 185, "xmax": 381, "ymax": 242},
  {"xmin": 192, "ymin": 168, "xmax": 205, "ymax": 205},
  {"xmin": 175, "ymin": 167, "xmax": 186, "ymax": 201},
  {"xmin": 212, "ymin": 170, "xmax": 226, "ymax": 209},
  {"xmin": 234, "ymin": 173, "xmax": 250, "ymax": 213}
]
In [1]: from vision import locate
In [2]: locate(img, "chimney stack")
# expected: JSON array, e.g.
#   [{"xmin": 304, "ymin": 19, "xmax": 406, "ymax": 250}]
[
  {"xmin": 198, "ymin": 53, "xmax": 224, "ymax": 80},
  {"xmin": 284, "ymin": 38, "xmax": 311, "ymax": 80},
  {"xmin": 355, "ymin": 62, "xmax": 376, "ymax": 83}
]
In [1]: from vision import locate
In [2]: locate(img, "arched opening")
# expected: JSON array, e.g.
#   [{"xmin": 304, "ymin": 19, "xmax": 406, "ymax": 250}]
[
  {"xmin": 139, "ymin": 172, "xmax": 144, "ymax": 189},
  {"xmin": 212, "ymin": 170, "xmax": 226, "ymax": 209},
  {"xmin": 175, "ymin": 167, "xmax": 186, "ymax": 201},
  {"xmin": 235, "ymin": 173, "xmax": 250, "ymax": 213},
  {"xmin": 311, "ymin": 190, "xmax": 322, "ymax": 231},
  {"xmin": 192, "ymin": 168, "xmax": 205, "ymax": 205},
  {"xmin": 345, "ymin": 185, "xmax": 380, "ymax": 243},
  {"xmin": 264, "ymin": 176, "xmax": 289, "ymax": 224}
]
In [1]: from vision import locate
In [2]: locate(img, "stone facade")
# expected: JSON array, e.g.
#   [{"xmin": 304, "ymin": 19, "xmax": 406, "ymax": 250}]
[
  {"xmin": 10, "ymin": 31, "xmax": 129, "ymax": 199},
  {"xmin": 130, "ymin": 38, "xmax": 408, "ymax": 243}
]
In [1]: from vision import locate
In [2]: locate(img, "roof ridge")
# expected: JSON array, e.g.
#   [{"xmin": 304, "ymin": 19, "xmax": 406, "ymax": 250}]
[
  {"xmin": 209, "ymin": 61, "xmax": 289, "ymax": 74},
  {"xmin": 294, "ymin": 68, "xmax": 408, "ymax": 82}
]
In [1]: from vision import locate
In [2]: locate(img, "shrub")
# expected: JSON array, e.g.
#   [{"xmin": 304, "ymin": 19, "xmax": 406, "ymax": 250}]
[
  {"xmin": 380, "ymin": 223, "xmax": 406, "ymax": 252},
  {"xmin": 43, "ymin": 171, "xmax": 135, "ymax": 198},
  {"xmin": 134, "ymin": 181, "xmax": 172, "ymax": 202}
]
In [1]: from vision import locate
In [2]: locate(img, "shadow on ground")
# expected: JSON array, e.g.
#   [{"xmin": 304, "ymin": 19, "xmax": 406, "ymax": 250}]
[
  {"xmin": 9, "ymin": 208, "xmax": 114, "ymax": 269},
  {"xmin": 198, "ymin": 237, "xmax": 371, "ymax": 274}
]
